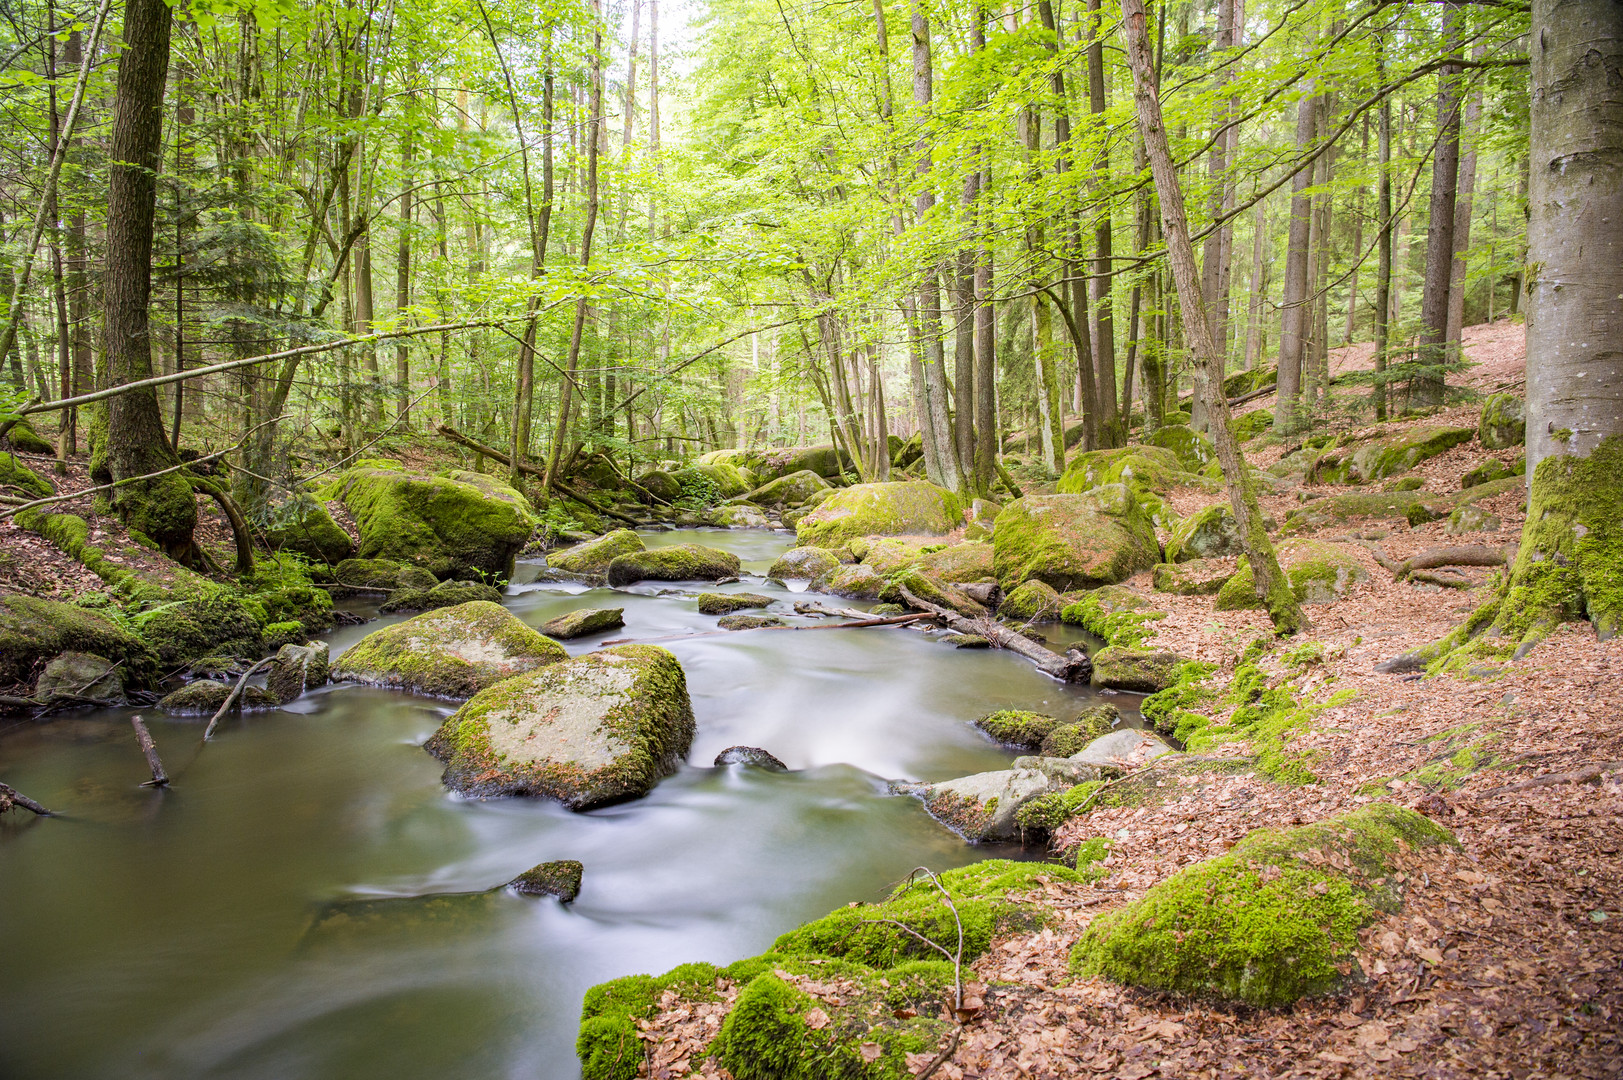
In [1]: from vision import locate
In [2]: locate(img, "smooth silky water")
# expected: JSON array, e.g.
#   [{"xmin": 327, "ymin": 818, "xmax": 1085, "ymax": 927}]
[{"xmin": 0, "ymin": 528, "xmax": 1132, "ymax": 1080}]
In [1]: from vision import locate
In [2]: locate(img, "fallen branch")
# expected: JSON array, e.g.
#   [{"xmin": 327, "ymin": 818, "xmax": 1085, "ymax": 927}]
[
  {"xmin": 203, "ymin": 656, "xmax": 277, "ymax": 740},
  {"xmin": 898, "ymin": 586, "xmax": 1089, "ymax": 682},
  {"xmin": 1409, "ymin": 568, "xmax": 1474, "ymax": 589},
  {"xmin": 1478, "ymin": 761, "xmax": 1623, "ymax": 798},
  {"xmin": 130, "ymin": 715, "xmax": 169, "ymax": 787},
  {"xmin": 0, "ymin": 780, "xmax": 54, "ymax": 816},
  {"xmin": 1373, "ymin": 543, "xmax": 1515, "ymax": 581}
]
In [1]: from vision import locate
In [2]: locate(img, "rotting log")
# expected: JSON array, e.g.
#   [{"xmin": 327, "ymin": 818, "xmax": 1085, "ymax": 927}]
[
  {"xmin": 129, "ymin": 714, "xmax": 168, "ymax": 787},
  {"xmin": 898, "ymin": 586, "xmax": 1091, "ymax": 682},
  {"xmin": 0, "ymin": 780, "xmax": 54, "ymax": 816},
  {"xmin": 1373, "ymin": 543, "xmax": 1515, "ymax": 581}
]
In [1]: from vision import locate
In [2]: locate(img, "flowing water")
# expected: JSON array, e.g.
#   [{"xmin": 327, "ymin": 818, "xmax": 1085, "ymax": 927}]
[{"xmin": 0, "ymin": 529, "xmax": 1132, "ymax": 1080}]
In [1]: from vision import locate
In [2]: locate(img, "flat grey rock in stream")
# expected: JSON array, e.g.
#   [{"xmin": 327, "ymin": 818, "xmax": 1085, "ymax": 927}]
[{"xmin": 541, "ymin": 607, "xmax": 626, "ymax": 639}]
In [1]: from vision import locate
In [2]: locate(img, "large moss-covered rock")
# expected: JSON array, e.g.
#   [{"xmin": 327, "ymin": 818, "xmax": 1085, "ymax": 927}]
[
  {"xmin": 1091, "ymin": 647, "xmax": 1185, "ymax": 692},
  {"xmin": 1215, "ymin": 539, "xmax": 1369, "ymax": 610},
  {"xmin": 157, "ymin": 678, "xmax": 278, "ymax": 715},
  {"xmin": 329, "ymin": 462, "xmax": 534, "ymax": 580},
  {"xmin": 424, "ymin": 644, "xmax": 694, "ymax": 807},
  {"xmin": 1312, "ymin": 426, "xmax": 1475, "ymax": 485},
  {"xmin": 634, "ymin": 469, "xmax": 682, "ymax": 503},
  {"xmin": 742, "ymin": 469, "xmax": 831, "ymax": 508},
  {"xmin": 795, "ymin": 481, "xmax": 962, "ymax": 549},
  {"xmin": 1058, "ymin": 585, "xmax": 1168, "ymax": 648},
  {"xmin": 750, "ymin": 444, "xmax": 852, "ymax": 480},
  {"xmin": 1462, "ymin": 457, "xmax": 1519, "ymax": 489},
  {"xmin": 697, "ymin": 592, "xmax": 773, "ymax": 615},
  {"xmin": 998, "ymin": 578, "xmax": 1062, "ymax": 620},
  {"xmin": 605, "ymin": 543, "xmax": 741, "ymax": 586},
  {"xmin": 1055, "ymin": 446, "xmax": 1193, "ymax": 526},
  {"xmin": 333, "ymin": 557, "xmax": 438, "ymax": 593},
  {"xmin": 541, "ymin": 607, "xmax": 625, "ymax": 639},
  {"xmin": 132, "ymin": 584, "xmax": 264, "ymax": 667},
  {"xmin": 0, "ymin": 450, "xmax": 52, "ymax": 499},
  {"xmin": 333, "ymin": 600, "xmax": 567, "ymax": 698},
  {"xmin": 1479, "ymin": 393, "xmax": 1525, "ymax": 450},
  {"xmin": 264, "ymin": 497, "xmax": 354, "ymax": 563},
  {"xmin": 916, "ymin": 540, "xmax": 995, "ymax": 583},
  {"xmin": 1165, "ymin": 503, "xmax": 1276, "ymax": 563},
  {"xmin": 1071, "ymin": 803, "xmax": 1457, "ymax": 1007},
  {"xmin": 809, "ymin": 562, "xmax": 884, "ymax": 599},
  {"xmin": 1152, "ymin": 558, "xmax": 1235, "ymax": 596},
  {"xmin": 266, "ymin": 641, "xmax": 330, "ymax": 704},
  {"xmin": 380, "ymin": 579, "xmax": 504, "ymax": 614},
  {"xmin": 992, "ymin": 492, "xmax": 1160, "ymax": 593},
  {"xmin": 711, "ymin": 502, "xmax": 771, "ymax": 528},
  {"xmin": 767, "ymin": 546, "xmax": 840, "ymax": 581},
  {"xmin": 912, "ymin": 768, "xmax": 1060, "ymax": 841},
  {"xmin": 0, "ymin": 595, "xmax": 156, "ymax": 689},
  {"xmin": 1145, "ymin": 424, "xmax": 1216, "ymax": 471},
  {"xmin": 548, "ymin": 529, "xmax": 646, "ymax": 575},
  {"xmin": 34, "ymin": 651, "xmax": 126, "ymax": 706},
  {"xmin": 672, "ymin": 462, "xmax": 753, "ymax": 499}
]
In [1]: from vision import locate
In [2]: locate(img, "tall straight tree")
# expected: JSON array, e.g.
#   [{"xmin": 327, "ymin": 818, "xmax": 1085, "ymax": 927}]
[
  {"xmin": 1086, "ymin": 0, "xmax": 1122, "ymax": 446},
  {"xmin": 1273, "ymin": 65, "xmax": 1319, "ymax": 433},
  {"xmin": 1413, "ymin": 1, "xmax": 1463, "ymax": 407}
]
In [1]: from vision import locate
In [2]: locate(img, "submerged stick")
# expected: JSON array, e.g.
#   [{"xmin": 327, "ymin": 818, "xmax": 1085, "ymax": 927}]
[
  {"xmin": 203, "ymin": 656, "xmax": 276, "ymax": 741},
  {"xmin": 129, "ymin": 715, "xmax": 169, "ymax": 787},
  {"xmin": 0, "ymin": 781, "xmax": 54, "ymax": 816}
]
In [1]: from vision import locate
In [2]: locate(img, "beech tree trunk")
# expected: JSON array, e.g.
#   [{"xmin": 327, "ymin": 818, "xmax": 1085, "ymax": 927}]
[
  {"xmin": 1087, "ymin": 0, "xmax": 1122, "ymax": 446},
  {"xmin": 1273, "ymin": 70, "xmax": 1318, "ymax": 433},
  {"xmin": 1414, "ymin": 2, "xmax": 1463, "ymax": 408}
]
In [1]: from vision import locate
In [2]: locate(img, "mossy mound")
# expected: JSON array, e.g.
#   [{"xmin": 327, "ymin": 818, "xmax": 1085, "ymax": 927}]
[
  {"xmin": 1152, "ymin": 558, "xmax": 1235, "ymax": 596},
  {"xmin": 0, "ymin": 450, "xmax": 52, "ymax": 499},
  {"xmin": 541, "ymin": 607, "xmax": 625, "ymax": 639},
  {"xmin": 264, "ymin": 496, "xmax": 354, "ymax": 563},
  {"xmin": 672, "ymin": 462, "xmax": 753, "ymax": 499},
  {"xmin": 974, "ymin": 708, "xmax": 1061, "ymax": 749},
  {"xmin": 1071, "ymin": 803, "xmax": 1458, "ymax": 1007},
  {"xmin": 1145, "ymin": 424, "xmax": 1216, "ymax": 471},
  {"xmin": 1056, "ymin": 445, "xmax": 1187, "ymax": 499},
  {"xmin": 810, "ymin": 562, "xmax": 884, "ymax": 599},
  {"xmin": 548, "ymin": 529, "xmax": 646, "ymax": 575},
  {"xmin": 712, "ymin": 503, "xmax": 771, "ymax": 528},
  {"xmin": 999, "ymin": 578, "xmax": 1062, "ymax": 620},
  {"xmin": 605, "ymin": 543, "xmax": 741, "ymax": 586},
  {"xmin": 634, "ymin": 469, "xmax": 682, "ymax": 503},
  {"xmin": 992, "ymin": 493, "xmax": 1160, "ymax": 593},
  {"xmin": 133, "ymin": 583, "xmax": 265, "ymax": 666},
  {"xmin": 1215, "ymin": 539, "xmax": 1368, "ymax": 610},
  {"xmin": 379, "ymin": 579, "xmax": 504, "ymax": 614},
  {"xmin": 1478, "ymin": 393, "xmax": 1525, "ymax": 450},
  {"xmin": 1233, "ymin": 410, "xmax": 1274, "ymax": 442},
  {"xmin": 1461, "ymin": 458, "xmax": 1518, "ymax": 489},
  {"xmin": 1165, "ymin": 503, "xmax": 1275, "ymax": 563},
  {"xmin": 795, "ymin": 481, "xmax": 962, "ymax": 549},
  {"xmin": 767, "ymin": 546, "xmax": 840, "ymax": 581},
  {"xmin": 697, "ymin": 592, "xmax": 773, "ymax": 615},
  {"xmin": 1039, "ymin": 706, "xmax": 1118, "ymax": 756},
  {"xmin": 1091, "ymin": 647, "xmax": 1185, "ymax": 692},
  {"xmin": 0, "ymin": 594, "xmax": 157, "ymax": 689},
  {"xmin": 329, "ymin": 463, "xmax": 534, "ymax": 580},
  {"xmin": 508, "ymin": 859, "xmax": 584, "ymax": 901},
  {"xmin": 856, "ymin": 536, "xmax": 933, "ymax": 575},
  {"xmin": 1312, "ymin": 426, "xmax": 1475, "ymax": 485},
  {"xmin": 333, "ymin": 557, "xmax": 439, "ymax": 593},
  {"xmin": 743, "ymin": 469, "xmax": 831, "ymax": 507},
  {"xmin": 333, "ymin": 600, "xmax": 568, "ymax": 698},
  {"xmin": 2, "ymin": 418, "xmax": 53, "ymax": 455},
  {"xmin": 1058, "ymin": 585, "xmax": 1167, "ymax": 648},
  {"xmin": 915, "ymin": 541, "xmax": 994, "ymax": 583},
  {"xmin": 424, "ymin": 643, "xmax": 694, "ymax": 807},
  {"xmin": 157, "ymin": 678, "xmax": 278, "ymax": 715}
]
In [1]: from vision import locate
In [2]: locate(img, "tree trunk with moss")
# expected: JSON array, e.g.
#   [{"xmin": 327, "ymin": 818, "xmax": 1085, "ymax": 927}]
[
  {"xmin": 1120, "ymin": 0, "xmax": 1304, "ymax": 635},
  {"xmin": 103, "ymin": 0, "xmax": 196, "ymax": 559},
  {"xmin": 1420, "ymin": 0, "xmax": 1623, "ymax": 669}
]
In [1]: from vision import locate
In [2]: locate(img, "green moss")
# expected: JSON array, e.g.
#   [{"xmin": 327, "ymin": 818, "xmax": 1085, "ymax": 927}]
[
  {"xmin": 1071, "ymin": 804, "xmax": 1457, "ymax": 1006},
  {"xmin": 1056, "ymin": 445, "xmax": 1186, "ymax": 498},
  {"xmin": 1058, "ymin": 585, "xmax": 1167, "ymax": 647},
  {"xmin": 1478, "ymin": 393, "xmax": 1526, "ymax": 450},
  {"xmin": 264, "ymin": 495, "xmax": 354, "ymax": 563},
  {"xmin": 3, "ymin": 417, "xmax": 54, "ymax": 455},
  {"xmin": 604, "ymin": 542, "xmax": 742, "ymax": 586},
  {"xmin": 261, "ymin": 621, "xmax": 307, "ymax": 651},
  {"xmin": 994, "ymin": 493, "xmax": 1161, "ymax": 593},
  {"xmin": 333, "ymin": 464, "xmax": 534, "ymax": 580},
  {"xmin": 1215, "ymin": 540, "xmax": 1367, "ymax": 610},
  {"xmin": 1139, "ymin": 660, "xmax": 1219, "ymax": 742},
  {"xmin": 1233, "ymin": 410, "xmax": 1274, "ymax": 442},
  {"xmin": 548, "ymin": 529, "xmax": 647, "ymax": 575},
  {"xmin": 913, "ymin": 541, "xmax": 994, "ymax": 584},
  {"xmin": 333, "ymin": 600, "xmax": 568, "ymax": 698},
  {"xmin": 1312, "ymin": 426, "xmax": 1475, "ymax": 485},
  {"xmin": 1091, "ymin": 646, "xmax": 1183, "ymax": 692},
  {"xmin": 794, "ymin": 481, "xmax": 962, "ymax": 549},
  {"xmin": 333, "ymin": 558, "xmax": 438, "ymax": 592},
  {"xmin": 1152, "ymin": 558, "xmax": 1234, "ymax": 596},
  {"xmin": 1144, "ymin": 424, "xmax": 1215, "ymax": 471},
  {"xmin": 973, "ymin": 709, "xmax": 1059, "ymax": 749},
  {"xmin": 0, "ymin": 593, "xmax": 158, "ymax": 688},
  {"xmin": 767, "ymin": 546, "xmax": 840, "ymax": 581},
  {"xmin": 0, "ymin": 451, "xmax": 52, "ymax": 499},
  {"xmin": 998, "ymin": 578, "xmax": 1062, "ymax": 620}
]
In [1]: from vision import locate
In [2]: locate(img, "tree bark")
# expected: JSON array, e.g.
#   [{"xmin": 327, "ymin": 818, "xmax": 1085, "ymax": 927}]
[
  {"xmin": 1273, "ymin": 69, "xmax": 1319, "ymax": 434},
  {"xmin": 1086, "ymin": 0, "xmax": 1122, "ymax": 446},
  {"xmin": 1373, "ymin": 35, "xmax": 1394, "ymax": 421},
  {"xmin": 1414, "ymin": 2, "xmax": 1464, "ymax": 408},
  {"xmin": 1446, "ymin": 48, "xmax": 1484, "ymax": 347}
]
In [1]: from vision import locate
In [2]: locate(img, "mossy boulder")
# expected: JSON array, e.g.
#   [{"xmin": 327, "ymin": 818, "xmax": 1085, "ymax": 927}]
[
  {"xmin": 1152, "ymin": 558, "xmax": 1235, "ymax": 596},
  {"xmin": 0, "ymin": 450, "xmax": 52, "ymax": 499},
  {"xmin": 855, "ymin": 536, "xmax": 931, "ymax": 575},
  {"xmin": 672, "ymin": 462, "xmax": 753, "ymax": 499},
  {"xmin": 915, "ymin": 541, "xmax": 995, "ymax": 583},
  {"xmin": 1215, "ymin": 539, "xmax": 1369, "ymax": 610},
  {"xmin": 1059, "ymin": 585, "xmax": 1168, "ymax": 648},
  {"xmin": 794, "ymin": 481, "xmax": 962, "ymax": 549},
  {"xmin": 2, "ymin": 418, "xmax": 53, "ymax": 455},
  {"xmin": 697, "ymin": 592, "xmax": 773, "ymax": 615},
  {"xmin": 743, "ymin": 469, "xmax": 831, "ymax": 508},
  {"xmin": 1091, "ymin": 647, "xmax": 1185, "ymax": 692},
  {"xmin": 34, "ymin": 651, "xmax": 125, "ymax": 706},
  {"xmin": 1478, "ymin": 393, "xmax": 1525, "ymax": 450},
  {"xmin": 1057, "ymin": 445, "xmax": 1187, "ymax": 498},
  {"xmin": 1462, "ymin": 458, "xmax": 1518, "ymax": 489},
  {"xmin": 132, "ymin": 584, "xmax": 264, "ymax": 667},
  {"xmin": 605, "ymin": 543, "xmax": 741, "ymax": 586},
  {"xmin": 1145, "ymin": 424, "xmax": 1216, "ymax": 471},
  {"xmin": 424, "ymin": 644, "xmax": 695, "ymax": 808},
  {"xmin": 751, "ymin": 444, "xmax": 852, "ymax": 480},
  {"xmin": 333, "ymin": 557, "xmax": 439, "ymax": 593},
  {"xmin": 548, "ymin": 529, "xmax": 646, "ymax": 576},
  {"xmin": 157, "ymin": 678, "xmax": 278, "ymax": 715},
  {"xmin": 261, "ymin": 621, "xmax": 307, "ymax": 652},
  {"xmin": 1312, "ymin": 426, "xmax": 1475, "ymax": 485},
  {"xmin": 711, "ymin": 502, "xmax": 772, "ymax": 528},
  {"xmin": 264, "ymin": 497, "xmax": 354, "ymax": 563},
  {"xmin": 767, "ymin": 546, "xmax": 840, "ymax": 581},
  {"xmin": 541, "ymin": 607, "xmax": 626, "ymax": 639},
  {"xmin": 1446, "ymin": 503, "xmax": 1502, "ymax": 534},
  {"xmin": 998, "ymin": 578, "xmax": 1062, "ymax": 620},
  {"xmin": 992, "ymin": 492, "xmax": 1160, "ymax": 593},
  {"xmin": 1165, "ymin": 502, "xmax": 1276, "ymax": 563},
  {"xmin": 913, "ymin": 767, "xmax": 1061, "ymax": 841},
  {"xmin": 330, "ymin": 463, "xmax": 534, "ymax": 580},
  {"xmin": 266, "ymin": 641, "xmax": 330, "ymax": 704},
  {"xmin": 1282, "ymin": 475, "xmax": 1525, "ymax": 534},
  {"xmin": 509, "ymin": 859, "xmax": 584, "ymax": 901},
  {"xmin": 718, "ymin": 614, "xmax": 785, "ymax": 630},
  {"xmin": 973, "ymin": 708, "xmax": 1061, "ymax": 750},
  {"xmin": 1071, "ymin": 803, "xmax": 1457, "ymax": 1007},
  {"xmin": 1233, "ymin": 410, "xmax": 1274, "ymax": 442},
  {"xmin": 880, "ymin": 567, "xmax": 986, "ymax": 617},
  {"xmin": 809, "ymin": 562, "xmax": 884, "ymax": 599},
  {"xmin": 634, "ymin": 469, "xmax": 682, "ymax": 503},
  {"xmin": 332, "ymin": 600, "xmax": 568, "ymax": 698},
  {"xmin": 0, "ymin": 595, "xmax": 157, "ymax": 689},
  {"xmin": 379, "ymin": 579, "xmax": 504, "ymax": 614}
]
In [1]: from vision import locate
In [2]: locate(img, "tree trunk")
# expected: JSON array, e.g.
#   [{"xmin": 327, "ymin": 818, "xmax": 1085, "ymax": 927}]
[
  {"xmin": 1373, "ymin": 37, "xmax": 1394, "ymax": 421},
  {"xmin": 395, "ymin": 120, "xmax": 414, "ymax": 426},
  {"xmin": 1197, "ymin": 0, "xmax": 1239, "ymax": 432},
  {"xmin": 1446, "ymin": 48, "xmax": 1484, "ymax": 346},
  {"xmin": 1274, "ymin": 68, "xmax": 1319, "ymax": 433},
  {"xmin": 1119, "ymin": 0, "xmax": 1304, "ymax": 636},
  {"xmin": 103, "ymin": 0, "xmax": 196, "ymax": 559},
  {"xmin": 1243, "ymin": 197, "xmax": 1268, "ymax": 370},
  {"xmin": 1086, "ymin": 0, "xmax": 1122, "ymax": 446},
  {"xmin": 1413, "ymin": 2, "xmax": 1463, "ymax": 408}
]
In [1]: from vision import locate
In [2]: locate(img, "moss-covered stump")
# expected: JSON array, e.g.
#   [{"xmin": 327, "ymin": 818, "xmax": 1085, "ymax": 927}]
[
  {"xmin": 328, "ymin": 461, "xmax": 534, "ymax": 580},
  {"xmin": 974, "ymin": 708, "xmax": 1061, "ymax": 749},
  {"xmin": 333, "ymin": 557, "xmax": 439, "ymax": 594},
  {"xmin": 915, "ymin": 540, "xmax": 995, "ymax": 583},
  {"xmin": 999, "ymin": 578, "xmax": 1062, "ymax": 620},
  {"xmin": 697, "ymin": 592, "xmax": 773, "ymax": 615},
  {"xmin": 992, "ymin": 493, "xmax": 1160, "ymax": 593},
  {"xmin": 508, "ymin": 859, "xmax": 584, "ymax": 901},
  {"xmin": 1479, "ymin": 393, "xmax": 1526, "ymax": 450},
  {"xmin": 1091, "ymin": 647, "xmax": 1185, "ymax": 692},
  {"xmin": 718, "ymin": 614, "xmax": 786, "ymax": 630},
  {"xmin": 1058, "ymin": 585, "xmax": 1168, "ymax": 648},
  {"xmin": 795, "ymin": 481, "xmax": 962, "ymax": 549},
  {"xmin": 0, "ymin": 450, "xmax": 52, "ymax": 499},
  {"xmin": 424, "ymin": 644, "xmax": 694, "ymax": 807},
  {"xmin": 541, "ymin": 607, "xmax": 626, "ymax": 639},
  {"xmin": 1165, "ymin": 503, "xmax": 1275, "ymax": 563},
  {"xmin": 333, "ymin": 600, "xmax": 568, "ymax": 698},
  {"xmin": 1070, "ymin": 803, "xmax": 1458, "ymax": 1007},
  {"xmin": 265, "ymin": 497, "xmax": 354, "ymax": 563},
  {"xmin": 767, "ymin": 546, "xmax": 840, "ymax": 581},
  {"xmin": 1152, "ymin": 558, "xmax": 1236, "ymax": 596},
  {"xmin": 266, "ymin": 641, "xmax": 330, "ymax": 704},
  {"xmin": 604, "ymin": 543, "xmax": 741, "ymax": 586},
  {"xmin": 743, "ymin": 469, "xmax": 831, "ymax": 507},
  {"xmin": 379, "ymin": 579, "xmax": 504, "ymax": 614},
  {"xmin": 548, "ymin": 529, "xmax": 646, "ymax": 575},
  {"xmin": 0, "ymin": 595, "xmax": 157, "ymax": 689},
  {"xmin": 1145, "ymin": 424, "xmax": 1217, "ymax": 471},
  {"xmin": 1311, "ymin": 426, "xmax": 1476, "ymax": 485},
  {"xmin": 810, "ymin": 562, "xmax": 884, "ymax": 599},
  {"xmin": 1215, "ymin": 539, "xmax": 1368, "ymax": 610},
  {"xmin": 34, "ymin": 652, "xmax": 126, "ymax": 706},
  {"xmin": 912, "ymin": 768, "xmax": 1062, "ymax": 841},
  {"xmin": 157, "ymin": 679, "xmax": 278, "ymax": 715}
]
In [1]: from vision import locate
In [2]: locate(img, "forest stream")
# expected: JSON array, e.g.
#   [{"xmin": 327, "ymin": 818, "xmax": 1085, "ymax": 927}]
[{"xmin": 0, "ymin": 527, "xmax": 1132, "ymax": 1080}]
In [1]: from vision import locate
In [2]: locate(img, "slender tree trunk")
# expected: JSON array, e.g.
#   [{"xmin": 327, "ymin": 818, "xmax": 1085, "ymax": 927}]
[
  {"xmin": 395, "ymin": 120, "xmax": 414, "ymax": 425},
  {"xmin": 1414, "ymin": 1, "xmax": 1463, "ymax": 407},
  {"xmin": 1086, "ymin": 0, "xmax": 1121, "ymax": 446},
  {"xmin": 1274, "ymin": 68, "xmax": 1319, "ymax": 433},
  {"xmin": 1244, "ymin": 197, "xmax": 1268, "ymax": 370},
  {"xmin": 1196, "ymin": 0, "xmax": 1238, "ymax": 433},
  {"xmin": 1447, "ymin": 48, "xmax": 1484, "ymax": 346}
]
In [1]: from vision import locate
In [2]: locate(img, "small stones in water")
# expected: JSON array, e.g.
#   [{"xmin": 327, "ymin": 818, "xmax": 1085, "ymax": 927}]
[
  {"xmin": 942, "ymin": 633, "xmax": 989, "ymax": 649},
  {"xmin": 541, "ymin": 607, "xmax": 626, "ymax": 639},
  {"xmin": 696, "ymin": 592, "xmax": 773, "ymax": 615},
  {"xmin": 507, "ymin": 859, "xmax": 584, "ymax": 902},
  {"xmin": 713, "ymin": 745, "xmax": 788, "ymax": 771},
  {"xmin": 716, "ymin": 614, "xmax": 785, "ymax": 631}
]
